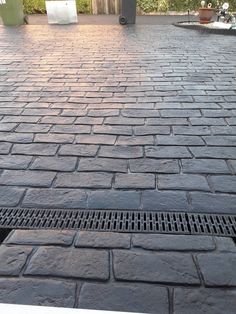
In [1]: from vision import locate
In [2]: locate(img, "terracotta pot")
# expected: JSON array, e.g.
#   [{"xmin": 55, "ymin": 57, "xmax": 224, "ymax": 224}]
[{"xmin": 198, "ymin": 8, "xmax": 215, "ymax": 24}]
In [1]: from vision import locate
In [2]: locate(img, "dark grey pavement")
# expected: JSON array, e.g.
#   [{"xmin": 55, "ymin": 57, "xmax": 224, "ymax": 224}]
[
  {"xmin": 0, "ymin": 19, "xmax": 236, "ymax": 314},
  {"xmin": 0, "ymin": 23, "xmax": 235, "ymax": 213},
  {"xmin": 0, "ymin": 229, "xmax": 235, "ymax": 313}
]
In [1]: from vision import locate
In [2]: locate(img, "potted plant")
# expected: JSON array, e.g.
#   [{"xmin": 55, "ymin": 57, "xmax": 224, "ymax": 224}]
[{"xmin": 199, "ymin": 1, "xmax": 215, "ymax": 24}]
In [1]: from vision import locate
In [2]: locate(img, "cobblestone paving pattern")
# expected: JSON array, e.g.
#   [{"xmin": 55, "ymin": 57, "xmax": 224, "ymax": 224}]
[
  {"xmin": 0, "ymin": 230, "xmax": 235, "ymax": 313},
  {"xmin": 0, "ymin": 25, "xmax": 236, "ymax": 213}
]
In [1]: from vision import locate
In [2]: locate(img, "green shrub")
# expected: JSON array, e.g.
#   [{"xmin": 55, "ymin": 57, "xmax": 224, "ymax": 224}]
[
  {"xmin": 137, "ymin": 0, "xmax": 236, "ymax": 12},
  {"xmin": 22, "ymin": 0, "xmax": 236, "ymax": 15}
]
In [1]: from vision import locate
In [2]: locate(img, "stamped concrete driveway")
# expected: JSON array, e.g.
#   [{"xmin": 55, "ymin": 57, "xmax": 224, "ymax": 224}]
[{"xmin": 0, "ymin": 24, "xmax": 235, "ymax": 213}]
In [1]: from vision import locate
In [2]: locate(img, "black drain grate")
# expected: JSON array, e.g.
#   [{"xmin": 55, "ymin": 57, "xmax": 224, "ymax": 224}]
[{"xmin": 0, "ymin": 208, "xmax": 235, "ymax": 237}]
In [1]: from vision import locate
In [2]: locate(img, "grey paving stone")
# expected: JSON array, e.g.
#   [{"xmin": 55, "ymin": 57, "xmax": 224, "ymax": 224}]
[
  {"xmin": 117, "ymin": 135, "xmax": 154, "ymax": 146},
  {"xmin": 0, "ymin": 123, "xmax": 17, "ymax": 132},
  {"xmin": 0, "ymin": 142, "xmax": 12, "ymax": 154},
  {"xmin": 227, "ymin": 117, "xmax": 236, "ymax": 125},
  {"xmin": 203, "ymin": 136, "xmax": 236, "ymax": 146},
  {"xmin": 146, "ymin": 146, "xmax": 191, "ymax": 158},
  {"xmin": 22, "ymin": 109, "xmax": 60, "ymax": 116},
  {"xmin": 88, "ymin": 109, "xmax": 119, "ymax": 117},
  {"xmin": 203, "ymin": 109, "xmax": 233, "ymax": 117},
  {"xmin": 211, "ymin": 126, "xmax": 236, "ymax": 135},
  {"xmin": 1, "ymin": 116, "xmax": 40, "ymax": 123},
  {"xmin": 173, "ymin": 288, "xmax": 236, "ymax": 314},
  {"xmin": 173, "ymin": 125, "xmax": 211, "ymax": 135},
  {"xmin": 182, "ymin": 159, "xmax": 230, "ymax": 174},
  {"xmin": 16, "ymin": 123, "xmax": 51, "ymax": 133},
  {"xmin": 215, "ymin": 237, "xmax": 236, "ymax": 253},
  {"xmin": 55, "ymin": 172, "xmax": 112, "ymax": 188},
  {"xmin": 142, "ymin": 190, "xmax": 189, "ymax": 210},
  {"xmin": 0, "ymin": 170, "xmax": 55, "ymax": 187},
  {"xmin": 114, "ymin": 173, "xmax": 155, "ymax": 189},
  {"xmin": 75, "ymin": 117, "xmax": 104, "ymax": 125},
  {"xmin": 76, "ymin": 134, "xmax": 116, "ymax": 145},
  {"xmin": 190, "ymin": 118, "xmax": 226, "ymax": 126},
  {"xmin": 25, "ymin": 247, "xmax": 109, "ymax": 280},
  {"xmin": 12, "ymin": 143, "xmax": 58, "ymax": 156},
  {"xmin": 75, "ymin": 231, "xmax": 131, "ymax": 248},
  {"xmin": 78, "ymin": 158, "xmax": 127, "ymax": 173},
  {"xmin": 30, "ymin": 156, "xmax": 77, "ymax": 172},
  {"xmin": 190, "ymin": 147, "xmax": 236, "ymax": 159},
  {"xmin": 210, "ymin": 175, "xmax": 236, "ymax": 193},
  {"xmin": 99, "ymin": 146, "xmax": 143, "ymax": 159},
  {"xmin": 40, "ymin": 116, "xmax": 75, "ymax": 124},
  {"xmin": 59, "ymin": 144, "xmax": 99, "ymax": 157},
  {"xmin": 62, "ymin": 109, "xmax": 87, "ymax": 116},
  {"xmin": 130, "ymin": 159, "xmax": 179, "ymax": 173},
  {"xmin": 147, "ymin": 118, "xmax": 188, "ymax": 125},
  {"xmin": 121, "ymin": 109, "xmax": 160, "ymax": 117},
  {"xmin": 134, "ymin": 125, "xmax": 170, "ymax": 135},
  {"xmin": 35, "ymin": 134, "xmax": 74, "ymax": 144},
  {"xmin": 197, "ymin": 253, "xmax": 236, "ymax": 286},
  {"xmin": 78, "ymin": 283, "xmax": 169, "ymax": 314},
  {"xmin": 0, "ymin": 246, "xmax": 32, "ymax": 276},
  {"xmin": 132, "ymin": 234, "xmax": 215, "ymax": 251},
  {"xmin": 157, "ymin": 135, "xmax": 204, "ymax": 146},
  {"xmin": 51, "ymin": 125, "xmax": 91, "ymax": 134},
  {"xmin": 6, "ymin": 230, "xmax": 76, "ymax": 246},
  {"xmin": 93, "ymin": 125, "xmax": 132, "ymax": 135},
  {"xmin": 158, "ymin": 174, "xmax": 210, "ymax": 191},
  {"xmin": 0, "ymin": 132, "xmax": 33, "ymax": 143},
  {"xmin": 0, "ymin": 186, "xmax": 25, "ymax": 206},
  {"xmin": 0, "ymin": 278, "xmax": 76, "ymax": 307},
  {"xmin": 190, "ymin": 192, "xmax": 236, "ymax": 213},
  {"xmin": 104, "ymin": 117, "xmax": 145, "ymax": 125},
  {"xmin": 230, "ymin": 160, "xmax": 236, "ymax": 173},
  {"xmin": 88, "ymin": 190, "xmax": 141, "ymax": 210},
  {"xmin": 160, "ymin": 109, "xmax": 201, "ymax": 117},
  {"xmin": 113, "ymin": 250, "xmax": 199, "ymax": 284},
  {"xmin": 23, "ymin": 188, "xmax": 87, "ymax": 209},
  {"xmin": 0, "ymin": 155, "xmax": 32, "ymax": 169}
]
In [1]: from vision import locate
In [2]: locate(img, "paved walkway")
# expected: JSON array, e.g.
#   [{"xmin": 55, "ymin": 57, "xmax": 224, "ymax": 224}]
[
  {"xmin": 0, "ymin": 230, "xmax": 236, "ymax": 313},
  {"xmin": 0, "ymin": 23, "xmax": 235, "ymax": 213},
  {"xmin": 0, "ymin": 21, "xmax": 235, "ymax": 313}
]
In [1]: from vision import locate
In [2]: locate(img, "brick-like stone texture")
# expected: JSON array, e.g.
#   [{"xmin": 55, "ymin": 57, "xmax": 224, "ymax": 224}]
[
  {"xmin": 87, "ymin": 190, "xmax": 141, "ymax": 209},
  {"xmin": 132, "ymin": 234, "xmax": 215, "ymax": 251},
  {"xmin": 174, "ymin": 288, "xmax": 236, "ymax": 314},
  {"xmin": 75, "ymin": 231, "xmax": 131, "ymax": 248},
  {"xmin": 78, "ymin": 158, "xmax": 127, "ymax": 173},
  {"xmin": 115, "ymin": 173, "xmax": 155, "ymax": 189},
  {"xmin": 0, "ymin": 279, "xmax": 76, "ymax": 308},
  {"xmin": 113, "ymin": 250, "xmax": 200, "ymax": 284},
  {"xmin": 0, "ymin": 246, "xmax": 32, "ymax": 276},
  {"xmin": 31, "ymin": 157, "xmax": 77, "ymax": 172},
  {"xmin": 141, "ymin": 190, "xmax": 189, "ymax": 210},
  {"xmin": 22, "ymin": 188, "xmax": 87, "ymax": 208},
  {"xmin": 0, "ymin": 170, "xmax": 55, "ymax": 187},
  {"xmin": 190, "ymin": 192, "xmax": 236, "ymax": 213},
  {"xmin": 25, "ymin": 247, "xmax": 109, "ymax": 280},
  {"xmin": 197, "ymin": 253, "xmax": 236, "ymax": 286},
  {"xmin": 6, "ymin": 230, "xmax": 76, "ymax": 246},
  {"xmin": 0, "ymin": 186, "xmax": 25, "ymax": 206},
  {"xmin": 78, "ymin": 283, "xmax": 169, "ymax": 314},
  {"xmin": 158, "ymin": 174, "xmax": 210, "ymax": 191}
]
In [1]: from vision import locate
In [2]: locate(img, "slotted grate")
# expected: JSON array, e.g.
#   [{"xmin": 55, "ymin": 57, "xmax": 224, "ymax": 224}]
[{"xmin": 0, "ymin": 207, "xmax": 235, "ymax": 237}]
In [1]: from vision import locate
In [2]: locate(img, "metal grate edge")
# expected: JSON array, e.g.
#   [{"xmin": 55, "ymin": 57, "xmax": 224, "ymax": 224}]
[{"xmin": 0, "ymin": 207, "xmax": 235, "ymax": 237}]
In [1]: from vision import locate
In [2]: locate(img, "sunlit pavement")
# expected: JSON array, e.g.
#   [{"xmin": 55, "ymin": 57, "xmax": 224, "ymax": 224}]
[{"xmin": 0, "ymin": 22, "xmax": 235, "ymax": 313}]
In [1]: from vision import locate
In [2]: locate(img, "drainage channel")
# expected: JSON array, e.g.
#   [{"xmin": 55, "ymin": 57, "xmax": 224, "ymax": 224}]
[{"xmin": 0, "ymin": 207, "xmax": 235, "ymax": 237}]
